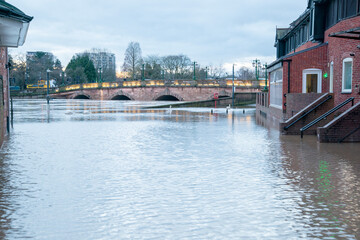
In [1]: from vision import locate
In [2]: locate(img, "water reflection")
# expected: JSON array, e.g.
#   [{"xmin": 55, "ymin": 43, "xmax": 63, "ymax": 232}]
[
  {"xmin": 0, "ymin": 99, "xmax": 359, "ymax": 239},
  {"xmin": 275, "ymin": 135, "xmax": 360, "ymax": 239}
]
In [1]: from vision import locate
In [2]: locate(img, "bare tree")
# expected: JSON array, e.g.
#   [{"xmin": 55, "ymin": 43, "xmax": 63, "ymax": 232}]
[
  {"xmin": 161, "ymin": 54, "xmax": 191, "ymax": 80},
  {"xmin": 122, "ymin": 42, "xmax": 143, "ymax": 80},
  {"xmin": 207, "ymin": 63, "xmax": 225, "ymax": 79},
  {"xmin": 237, "ymin": 67, "xmax": 256, "ymax": 80}
]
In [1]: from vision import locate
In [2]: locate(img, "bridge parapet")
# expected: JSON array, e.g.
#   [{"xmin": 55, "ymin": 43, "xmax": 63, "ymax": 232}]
[{"xmin": 55, "ymin": 79, "xmax": 265, "ymax": 94}]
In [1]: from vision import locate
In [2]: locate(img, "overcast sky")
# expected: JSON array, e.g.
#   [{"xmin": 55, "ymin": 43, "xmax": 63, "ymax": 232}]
[{"xmin": 9, "ymin": 0, "xmax": 307, "ymax": 72}]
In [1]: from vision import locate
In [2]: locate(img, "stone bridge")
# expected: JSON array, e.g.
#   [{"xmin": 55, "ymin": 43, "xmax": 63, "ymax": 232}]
[{"xmin": 51, "ymin": 80, "xmax": 263, "ymax": 101}]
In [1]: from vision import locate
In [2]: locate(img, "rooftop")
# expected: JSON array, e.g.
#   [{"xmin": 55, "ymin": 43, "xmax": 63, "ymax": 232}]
[{"xmin": 0, "ymin": 0, "xmax": 33, "ymax": 22}]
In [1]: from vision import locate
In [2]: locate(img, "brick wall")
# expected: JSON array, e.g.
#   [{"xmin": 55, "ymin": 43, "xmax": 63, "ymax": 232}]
[
  {"xmin": 283, "ymin": 44, "xmax": 328, "ymax": 98},
  {"xmin": 318, "ymin": 101, "xmax": 360, "ymax": 142},
  {"xmin": 285, "ymin": 93, "xmax": 324, "ymax": 119},
  {"xmin": 325, "ymin": 16, "xmax": 360, "ymax": 108},
  {"xmin": 288, "ymin": 41, "xmax": 320, "ymax": 55}
]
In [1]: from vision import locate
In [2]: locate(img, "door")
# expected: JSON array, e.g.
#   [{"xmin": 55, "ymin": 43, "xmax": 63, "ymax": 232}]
[{"xmin": 303, "ymin": 69, "xmax": 322, "ymax": 93}]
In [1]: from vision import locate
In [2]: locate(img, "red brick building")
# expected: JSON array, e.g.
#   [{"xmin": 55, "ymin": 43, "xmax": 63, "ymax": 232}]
[
  {"xmin": 257, "ymin": 0, "xmax": 360, "ymax": 142},
  {"xmin": 0, "ymin": 1, "xmax": 32, "ymax": 147}
]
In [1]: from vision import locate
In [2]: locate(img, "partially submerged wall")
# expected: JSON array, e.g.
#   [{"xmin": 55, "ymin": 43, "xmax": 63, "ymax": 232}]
[{"xmin": 318, "ymin": 102, "xmax": 360, "ymax": 143}]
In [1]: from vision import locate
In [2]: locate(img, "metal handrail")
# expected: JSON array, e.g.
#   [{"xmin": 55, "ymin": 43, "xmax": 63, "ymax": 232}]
[
  {"xmin": 284, "ymin": 95, "xmax": 332, "ymax": 131},
  {"xmin": 339, "ymin": 124, "xmax": 360, "ymax": 143},
  {"xmin": 300, "ymin": 97, "xmax": 354, "ymax": 138}
]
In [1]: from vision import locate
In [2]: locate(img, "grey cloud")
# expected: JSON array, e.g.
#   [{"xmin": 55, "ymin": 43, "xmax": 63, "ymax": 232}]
[{"xmin": 10, "ymin": 0, "xmax": 307, "ymax": 69}]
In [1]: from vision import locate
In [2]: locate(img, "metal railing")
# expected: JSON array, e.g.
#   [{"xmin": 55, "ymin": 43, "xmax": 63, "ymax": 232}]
[
  {"xmin": 300, "ymin": 97, "xmax": 354, "ymax": 138},
  {"xmin": 257, "ymin": 92, "xmax": 269, "ymax": 107},
  {"xmin": 283, "ymin": 95, "xmax": 333, "ymax": 131}
]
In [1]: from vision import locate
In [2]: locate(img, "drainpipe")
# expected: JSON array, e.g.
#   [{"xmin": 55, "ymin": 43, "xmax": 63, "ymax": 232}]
[
  {"xmin": 281, "ymin": 59, "xmax": 292, "ymax": 113},
  {"xmin": 282, "ymin": 59, "xmax": 292, "ymax": 94},
  {"xmin": 6, "ymin": 51, "xmax": 11, "ymax": 134}
]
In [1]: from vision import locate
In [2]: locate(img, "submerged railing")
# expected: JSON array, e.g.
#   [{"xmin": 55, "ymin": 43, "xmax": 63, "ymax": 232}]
[
  {"xmin": 300, "ymin": 97, "xmax": 354, "ymax": 138},
  {"xmin": 283, "ymin": 95, "xmax": 333, "ymax": 131}
]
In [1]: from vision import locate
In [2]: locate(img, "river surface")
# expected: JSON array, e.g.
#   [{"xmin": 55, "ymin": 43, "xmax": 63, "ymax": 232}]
[{"xmin": 0, "ymin": 99, "xmax": 359, "ymax": 240}]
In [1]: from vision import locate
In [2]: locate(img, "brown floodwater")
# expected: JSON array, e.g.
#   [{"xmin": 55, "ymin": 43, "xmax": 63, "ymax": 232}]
[{"xmin": 0, "ymin": 99, "xmax": 359, "ymax": 239}]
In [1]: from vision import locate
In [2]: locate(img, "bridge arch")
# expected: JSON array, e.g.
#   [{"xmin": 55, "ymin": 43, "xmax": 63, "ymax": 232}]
[
  {"xmin": 109, "ymin": 91, "xmax": 134, "ymax": 101},
  {"xmin": 153, "ymin": 89, "xmax": 184, "ymax": 101},
  {"xmin": 73, "ymin": 93, "xmax": 91, "ymax": 99},
  {"xmin": 111, "ymin": 95, "xmax": 132, "ymax": 100},
  {"xmin": 155, "ymin": 95, "xmax": 181, "ymax": 101}
]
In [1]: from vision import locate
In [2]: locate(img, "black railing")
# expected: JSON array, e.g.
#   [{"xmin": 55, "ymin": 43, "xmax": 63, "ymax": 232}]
[
  {"xmin": 284, "ymin": 95, "xmax": 333, "ymax": 131},
  {"xmin": 339, "ymin": 124, "xmax": 360, "ymax": 143},
  {"xmin": 300, "ymin": 97, "xmax": 354, "ymax": 138}
]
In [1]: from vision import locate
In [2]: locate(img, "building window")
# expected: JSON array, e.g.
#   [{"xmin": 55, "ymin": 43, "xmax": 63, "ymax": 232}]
[
  {"xmin": 270, "ymin": 68, "xmax": 283, "ymax": 108},
  {"xmin": 342, "ymin": 58, "xmax": 353, "ymax": 93}
]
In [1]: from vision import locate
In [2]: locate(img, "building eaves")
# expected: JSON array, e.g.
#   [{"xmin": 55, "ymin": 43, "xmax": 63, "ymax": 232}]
[
  {"xmin": 268, "ymin": 42, "xmax": 328, "ymax": 69},
  {"xmin": 0, "ymin": 1, "xmax": 33, "ymax": 22}
]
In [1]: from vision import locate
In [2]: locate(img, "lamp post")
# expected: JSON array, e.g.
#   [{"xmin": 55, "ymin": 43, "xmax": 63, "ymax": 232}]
[
  {"xmin": 60, "ymin": 71, "xmax": 66, "ymax": 86},
  {"xmin": 142, "ymin": 64, "xmax": 145, "ymax": 81},
  {"xmin": 232, "ymin": 64, "xmax": 236, "ymax": 108},
  {"xmin": 193, "ymin": 61, "xmax": 197, "ymax": 80},
  {"xmin": 262, "ymin": 63, "xmax": 268, "ymax": 91},
  {"xmin": 98, "ymin": 67, "xmax": 102, "ymax": 83},
  {"xmin": 46, "ymin": 69, "xmax": 51, "ymax": 104},
  {"xmin": 252, "ymin": 59, "xmax": 261, "ymax": 81},
  {"xmin": 205, "ymin": 66, "xmax": 208, "ymax": 80},
  {"xmin": 25, "ymin": 69, "xmax": 29, "ymax": 89}
]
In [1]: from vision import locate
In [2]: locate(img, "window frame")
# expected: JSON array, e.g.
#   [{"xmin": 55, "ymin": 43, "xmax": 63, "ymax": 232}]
[
  {"xmin": 329, "ymin": 61, "xmax": 334, "ymax": 93},
  {"xmin": 342, "ymin": 57, "xmax": 353, "ymax": 93}
]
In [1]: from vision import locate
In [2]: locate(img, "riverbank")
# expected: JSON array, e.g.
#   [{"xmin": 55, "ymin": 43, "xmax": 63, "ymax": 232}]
[{"xmin": 145, "ymin": 97, "xmax": 255, "ymax": 109}]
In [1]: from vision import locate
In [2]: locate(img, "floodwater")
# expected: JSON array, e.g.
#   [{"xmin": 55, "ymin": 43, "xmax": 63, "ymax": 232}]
[{"xmin": 0, "ymin": 99, "xmax": 359, "ymax": 240}]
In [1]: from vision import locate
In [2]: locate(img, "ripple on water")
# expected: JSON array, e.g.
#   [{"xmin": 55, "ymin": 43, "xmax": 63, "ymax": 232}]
[{"xmin": 0, "ymin": 99, "xmax": 359, "ymax": 239}]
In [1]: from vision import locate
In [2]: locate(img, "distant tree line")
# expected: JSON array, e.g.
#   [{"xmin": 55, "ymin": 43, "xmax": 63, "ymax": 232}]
[
  {"xmin": 8, "ymin": 44, "xmax": 259, "ymax": 89},
  {"xmin": 122, "ymin": 41, "xmax": 258, "ymax": 81}
]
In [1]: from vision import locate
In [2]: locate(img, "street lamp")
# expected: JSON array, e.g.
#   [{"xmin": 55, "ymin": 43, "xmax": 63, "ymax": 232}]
[
  {"xmin": 60, "ymin": 71, "xmax": 66, "ymax": 86},
  {"xmin": 232, "ymin": 64, "xmax": 236, "ymax": 108},
  {"xmin": 262, "ymin": 63, "xmax": 268, "ymax": 91},
  {"xmin": 142, "ymin": 64, "xmax": 145, "ymax": 81},
  {"xmin": 252, "ymin": 59, "xmax": 261, "ymax": 81},
  {"xmin": 98, "ymin": 67, "xmax": 102, "ymax": 83},
  {"xmin": 46, "ymin": 69, "xmax": 51, "ymax": 104},
  {"xmin": 193, "ymin": 61, "xmax": 197, "ymax": 80},
  {"xmin": 25, "ymin": 69, "xmax": 29, "ymax": 89},
  {"xmin": 205, "ymin": 66, "xmax": 208, "ymax": 80}
]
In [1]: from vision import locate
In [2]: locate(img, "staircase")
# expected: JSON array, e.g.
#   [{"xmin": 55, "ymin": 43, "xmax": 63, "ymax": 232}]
[{"xmin": 281, "ymin": 93, "xmax": 359, "ymax": 142}]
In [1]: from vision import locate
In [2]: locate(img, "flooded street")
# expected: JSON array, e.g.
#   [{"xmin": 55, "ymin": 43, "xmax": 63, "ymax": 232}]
[{"xmin": 0, "ymin": 99, "xmax": 359, "ymax": 239}]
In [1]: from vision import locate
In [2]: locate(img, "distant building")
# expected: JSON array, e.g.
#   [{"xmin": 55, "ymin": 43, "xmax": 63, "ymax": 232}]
[
  {"xmin": 88, "ymin": 51, "xmax": 116, "ymax": 71},
  {"xmin": 257, "ymin": 0, "xmax": 360, "ymax": 142},
  {"xmin": 0, "ymin": 0, "xmax": 32, "ymax": 147},
  {"xmin": 79, "ymin": 51, "xmax": 116, "ymax": 81}
]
